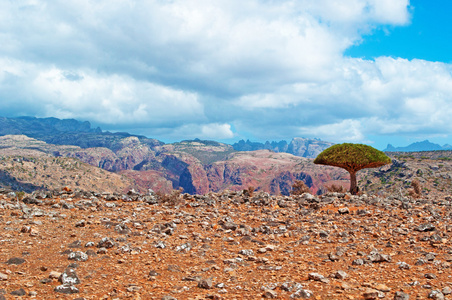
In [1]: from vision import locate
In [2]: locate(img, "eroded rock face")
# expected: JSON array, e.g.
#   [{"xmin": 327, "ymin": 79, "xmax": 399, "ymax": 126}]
[
  {"xmin": 0, "ymin": 134, "xmax": 347, "ymax": 195},
  {"xmin": 287, "ymin": 137, "xmax": 334, "ymax": 158}
]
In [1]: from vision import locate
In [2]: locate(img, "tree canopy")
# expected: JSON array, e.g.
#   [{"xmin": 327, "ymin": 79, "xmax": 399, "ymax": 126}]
[{"xmin": 314, "ymin": 143, "xmax": 391, "ymax": 194}]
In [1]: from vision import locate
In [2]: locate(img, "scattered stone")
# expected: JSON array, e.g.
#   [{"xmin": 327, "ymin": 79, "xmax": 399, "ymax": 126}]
[
  {"xmin": 75, "ymin": 219, "xmax": 86, "ymax": 227},
  {"xmin": 352, "ymin": 258, "xmax": 364, "ymax": 265},
  {"xmin": 198, "ymin": 278, "xmax": 214, "ymax": 289},
  {"xmin": 97, "ymin": 237, "xmax": 115, "ymax": 248},
  {"xmin": 363, "ymin": 288, "xmax": 385, "ymax": 299},
  {"xmin": 175, "ymin": 242, "xmax": 192, "ymax": 252},
  {"xmin": 394, "ymin": 291, "xmax": 409, "ymax": 300},
  {"xmin": 428, "ymin": 290, "xmax": 444, "ymax": 300},
  {"xmin": 368, "ymin": 250, "xmax": 391, "ymax": 263},
  {"xmin": 54, "ymin": 284, "xmax": 79, "ymax": 294},
  {"xmin": 59, "ymin": 268, "xmax": 80, "ymax": 285},
  {"xmin": 0, "ymin": 273, "xmax": 7, "ymax": 281},
  {"xmin": 290, "ymin": 288, "xmax": 313, "ymax": 299},
  {"xmin": 374, "ymin": 283, "xmax": 391, "ymax": 292},
  {"xmin": 85, "ymin": 242, "xmax": 95, "ymax": 247},
  {"xmin": 5, "ymin": 257, "xmax": 25, "ymax": 265},
  {"xmin": 68, "ymin": 240, "xmax": 82, "ymax": 248},
  {"xmin": 154, "ymin": 241, "xmax": 166, "ymax": 249},
  {"xmin": 308, "ymin": 273, "xmax": 324, "ymax": 281},
  {"xmin": 97, "ymin": 247, "xmax": 108, "ymax": 254},
  {"xmin": 442, "ymin": 287, "xmax": 452, "ymax": 295},
  {"xmin": 397, "ymin": 261, "xmax": 410, "ymax": 270},
  {"xmin": 415, "ymin": 223, "xmax": 436, "ymax": 232},
  {"xmin": 330, "ymin": 271, "xmax": 345, "ymax": 280},
  {"xmin": 239, "ymin": 249, "xmax": 254, "ymax": 256},
  {"xmin": 126, "ymin": 285, "xmax": 141, "ymax": 292},
  {"xmin": 49, "ymin": 271, "xmax": 62, "ymax": 279},
  {"xmin": 263, "ymin": 289, "xmax": 278, "ymax": 298},
  {"xmin": 10, "ymin": 288, "xmax": 26, "ymax": 296},
  {"xmin": 338, "ymin": 207, "xmax": 350, "ymax": 214},
  {"xmin": 68, "ymin": 251, "xmax": 88, "ymax": 262}
]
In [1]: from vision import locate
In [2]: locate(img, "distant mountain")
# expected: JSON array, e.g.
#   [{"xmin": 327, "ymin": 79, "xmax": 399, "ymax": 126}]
[
  {"xmin": 232, "ymin": 137, "xmax": 333, "ymax": 158},
  {"xmin": 0, "ymin": 116, "xmax": 342, "ymax": 195},
  {"xmin": 384, "ymin": 140, "xmax": 452, "ymax": 152},
  {"xmin": 0, "ymin": 116, "xmax": 163, "ymax": 149}
]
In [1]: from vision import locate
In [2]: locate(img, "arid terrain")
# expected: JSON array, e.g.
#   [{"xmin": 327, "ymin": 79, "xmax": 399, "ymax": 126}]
[{"xmin": 1, "ymin": 186, "xmax": 452, "ymax": 299}]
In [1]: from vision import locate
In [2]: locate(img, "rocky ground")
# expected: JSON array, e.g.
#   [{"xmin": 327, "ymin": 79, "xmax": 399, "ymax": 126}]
[{"xmin": 1, "ymin": 187, "xmax": 452, "ymax": 300}]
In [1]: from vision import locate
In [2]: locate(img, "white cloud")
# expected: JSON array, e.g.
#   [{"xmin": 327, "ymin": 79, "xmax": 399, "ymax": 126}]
[
  {"xmin": 1, "ymin": 0, "xmax": 451, "ymax": 145},
  {"xmin": 0, "ymin": 59, "xmax": 204, "ymax": 126},
  {"xmin": 299, "ymin": 119, "xmax": 365, "ymax": 142},
  {"xmin": 169, "ymin": 123, "xmax": 234, "ymax": 140},
  {"xmin": 201, "ymin": 123, "xmax": 234, "ymax": 139}
]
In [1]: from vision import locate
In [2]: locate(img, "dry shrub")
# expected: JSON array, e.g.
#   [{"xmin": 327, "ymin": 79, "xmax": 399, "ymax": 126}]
[
  {"xmin": 291, "ymin": 180, "xmax": 311, "ymax": 195},
  {"xmin": 326, "ymin": 184, "xmax": 346, "ymax": 193},
  {"xmin": 157, "ymin": 187, "xmax": 184, "ymax": 206},
  {"xmin": 408, "ymin": 179, "xmax": 422, "ymax": 198}
]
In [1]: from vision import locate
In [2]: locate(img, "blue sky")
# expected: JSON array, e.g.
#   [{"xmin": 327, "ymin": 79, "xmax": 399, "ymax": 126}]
[
  {"xmin": 347, "ymin": 0, "xmax": 451, "ymax": 63},
  {"xmin": 0, "ymin": 0, "xmax": 451, "ymax": 150}
]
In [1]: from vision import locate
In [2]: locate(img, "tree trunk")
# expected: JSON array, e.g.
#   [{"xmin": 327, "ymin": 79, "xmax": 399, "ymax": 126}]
[{"xmin": 349, "ymin": 171, "xmax": 358, "ymax": 195}]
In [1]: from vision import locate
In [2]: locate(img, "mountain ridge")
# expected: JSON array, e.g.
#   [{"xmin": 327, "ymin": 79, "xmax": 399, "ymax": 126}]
[
  {"xmin": 2, "ymin": 116, "xmax": 452, "ymax": 197},
  {"xmin": 384, "ymin": 140, "xmax": 452, "ymax": 152}
]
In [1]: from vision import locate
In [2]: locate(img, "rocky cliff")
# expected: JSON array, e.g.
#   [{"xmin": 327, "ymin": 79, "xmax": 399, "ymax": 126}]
[{"xmin": 0, "ymin": 135, "xmax": 348, "ymax": 195}]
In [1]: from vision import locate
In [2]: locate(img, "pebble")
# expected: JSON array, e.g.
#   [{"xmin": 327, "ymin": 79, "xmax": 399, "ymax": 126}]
[
  {"xmin": 0, "ymin": 273, "xmax": 7, "ymax": 281},
  {"xmin": 290, "ymin": 288, "xmax": 313, "ymax": 299},
  {"xmin": 97, "ymin": 237, "xmax": 115, "ymax": 248},
  {"xmin": 374, "ymin": 283, "xmax": 390, "ymax": 292},
  {"xmin": 54, "ymin": 284, "xmax": 80, "ymax": 294},
  {"xmin": 49, "ymin": 271, "xmax": 62, "ymax": 279},
  {"xmin": 68, "ymin": 251, "xmax": 89, "ymax": 262},
  {"xmin": 394, "ymin": 291, "xmax": 409, "ymax": 300},
  {"xmin": 5, "ymin": 257, "xmax": 25, "ymax": 265},
  {"xmin": 198, "ymin": 278, "xmax": 214, "ymax": 289},
  {"xmin": 10, "ymin": 288, "xmax": 26, "ymax": 296},
  {"xmin": 333, "ymin": 270, "xmax": 348, "ymax": 279},
  {"xmin": 363, "ymin": 288, "xmax": 385, "ymax": 299},
  {"xmin": 428, "ymin": 290, "xmax": 444, "ymax": 300},
  {"xmin": 263, "ymin": 289, "xmax": 278, "ymax": 298},
  {"xmin": 59, "ymin": 268, "xmax": 80, "ymax": 285}
]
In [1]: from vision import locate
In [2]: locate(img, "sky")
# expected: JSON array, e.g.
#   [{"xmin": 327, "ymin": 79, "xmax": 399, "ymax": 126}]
[{"xmin": 0, "ymin": 0, "xmax": 451, "ymax": 150}]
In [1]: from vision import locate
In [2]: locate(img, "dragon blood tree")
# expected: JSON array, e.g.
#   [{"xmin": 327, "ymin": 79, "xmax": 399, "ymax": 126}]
[{"xmin": 314, "ymin": 143, "xmax": 391, "ymax": 195}]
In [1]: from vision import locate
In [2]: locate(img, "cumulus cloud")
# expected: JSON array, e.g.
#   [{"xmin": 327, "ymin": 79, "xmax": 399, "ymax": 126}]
[
  {"xmin": 165, "ymin": 123, "xmax": 234, "ymax": 140},
  {"xmin": 0, "ymin": 58, "xmax": 204, "ymax": 127},
  {"xmin": 0, "ymin": 0, "xmax": 450, "ymax": 144},
  {"xmin": 298, "ymin": 119, "xmax": 365, "ymax": 142}
]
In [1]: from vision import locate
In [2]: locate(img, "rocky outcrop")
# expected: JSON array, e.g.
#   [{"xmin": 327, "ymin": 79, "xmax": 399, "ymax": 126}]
[
  {"xmin": 160, "ymin": 152, "xmax": 209, "ymax": 195},
  {"xmin": 287, "ymin": 137, "xmax": 334, "ymax": 158},
  {"xmin": 206, "ymin": 150, "xmax": 347, "ymax": 195},
  {"xmin": 0, "ymin": 135, "xmax": 350, "ymax": 195}
]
